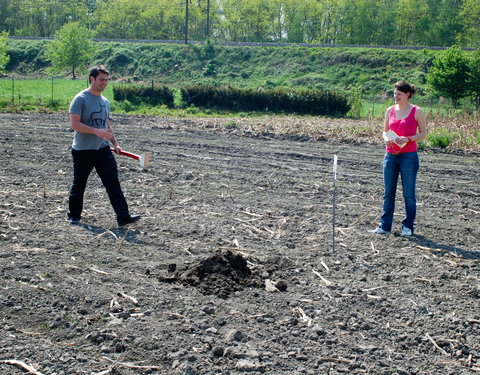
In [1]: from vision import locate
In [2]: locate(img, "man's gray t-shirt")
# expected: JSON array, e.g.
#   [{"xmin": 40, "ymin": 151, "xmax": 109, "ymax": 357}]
[{"xmin": 69, "ymin": 89, "xmax": 111, "ymax": 150}]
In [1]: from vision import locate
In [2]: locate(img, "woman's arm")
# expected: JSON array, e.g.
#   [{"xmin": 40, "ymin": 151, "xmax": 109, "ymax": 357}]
[
  {"xmin": 382, "ymin": 107, "xmax": 393, "ymax": 145},
  {"xmin": 411, "ymin": 106, "xmax": 427, "ymax": 142}
]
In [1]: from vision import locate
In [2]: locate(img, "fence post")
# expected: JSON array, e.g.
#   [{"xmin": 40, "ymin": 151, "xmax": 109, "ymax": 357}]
[
  {"xmin": 332, "ymin": 155, "xmax": 337, "ymax": 253},
  {"xmin": 11, "ymin": 76, "xmax": 14, "ymax": 105},
  {"xmin": 51, "ymin": 77, "xmax": 54, "ymax": 107}
]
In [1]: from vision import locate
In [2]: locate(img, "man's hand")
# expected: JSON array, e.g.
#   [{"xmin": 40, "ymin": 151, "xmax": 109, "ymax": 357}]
[
  {"xmin": 111, "ymin": 144, "xmax": 122, "ymax": 154},
  {"xmin": 95, "ymin": 128, "xmax": 114, "ymax": 142}
]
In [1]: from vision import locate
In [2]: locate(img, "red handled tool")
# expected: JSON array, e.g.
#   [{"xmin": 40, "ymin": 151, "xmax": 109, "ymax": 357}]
[{"xmin": 112, "ymin": 148, "xmax": 150, "ymax": 168}]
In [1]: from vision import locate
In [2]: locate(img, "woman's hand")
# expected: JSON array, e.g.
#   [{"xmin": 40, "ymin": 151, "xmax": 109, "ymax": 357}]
[{"xmin": 396, "ymin": 136, "xmax": 409, "ymax": 145}]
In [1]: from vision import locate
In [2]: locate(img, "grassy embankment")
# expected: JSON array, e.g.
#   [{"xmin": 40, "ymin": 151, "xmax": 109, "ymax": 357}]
[{"xmin": 1, "ymin": 39, "xmax": 479, "ymax": 150}]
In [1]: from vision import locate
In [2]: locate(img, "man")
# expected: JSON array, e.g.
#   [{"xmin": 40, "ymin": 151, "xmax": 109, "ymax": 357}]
[{"xmin": 67, "ymin": 65, "xmax": 140, "ymax": 226}]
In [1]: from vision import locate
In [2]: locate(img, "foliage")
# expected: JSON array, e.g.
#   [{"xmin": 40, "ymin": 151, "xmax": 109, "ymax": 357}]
[
  {"xmin": 348, "ymin": 86, "xmax": 363, "ymax": 118},
  {"xmin": 426, "ymin": 128, "xmax": 459, "ymax": 149},
  {"xmin": 224, "ymin": 119, "xmax": 237, "ymax": 129},
  {"xmin": 180, "ymin": 84, "xmax": 350, "ymax": 116},
  {"xmin": 94, "ymin": 0, "xmax": 219, "ymax": 41},
  {"xmin": 45, "ymin": 22, "xmax": 96, "ymax": 79},
  {"xmin": 3, "ymin": 39, "xmax": 445, "ymax": 100},
  {"xmin": 457, "ymin": 0, "xmax": 480, "ymax": 47},
  {"xmin": 1, "ymin": 0, "xmax": 88, "ymax": 37},
  {"xmin": 203, "ymin": 39, "xmax": 216, "ymax": 59},
  {"xmin": 0, "ymin": 31, "xmax": 9, "ymax": 74},
  {"xmin": 0, "ymin": 0, "xmax": 478, "ymax": 47},
  {"xmin": 4, "ymin": 39, "xmax": 49, "ymax": 73},
  {"xmin": 467, "ymin": 50, "xmax": 480, "ymax": 110},
  {"xmin": 427, "ymin": 46, "xmax": 471, "ymax": 108},
  {"xmin": 113, "ymin": 83, "xmax": 174, "ymax": 107}
]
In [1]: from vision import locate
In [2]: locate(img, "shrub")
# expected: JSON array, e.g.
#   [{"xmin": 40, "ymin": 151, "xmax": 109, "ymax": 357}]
[
  {"xmin": 426, "ymin": 128, "xmax": 459, "ymax": 148},
  {"xmin": 113, "ymin": 83, "xmax": 174, "ymax": 107},
  {"xmin": 417, "ymin": 140, "xmax": 428, "ymax": 151},
  {"xmin": 120, "ymin": 100, "xmax": 136, "ymax": 112},
  {"xmin": 203, "ymin": 39, "xmax": 216, "ymax": 60},
  {"xmin": 203, "ymin": 60, "xmax": 217, "ymax": 77},
  {"xmin": 224, "ymin": 119, "xmax": 237, "ymax": 129},
  {"xmin": 467, "ymin": 130, "xmax": 480, "ymax": 146},
  {"xmin": 180, "ymin": 85, "xmax": 350, "ymax": 116}
]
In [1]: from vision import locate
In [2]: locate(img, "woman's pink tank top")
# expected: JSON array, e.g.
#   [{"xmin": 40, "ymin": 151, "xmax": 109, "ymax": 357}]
[{"xmin": 386, "ymin": 105, "xmax": 418, "ymax": 153}]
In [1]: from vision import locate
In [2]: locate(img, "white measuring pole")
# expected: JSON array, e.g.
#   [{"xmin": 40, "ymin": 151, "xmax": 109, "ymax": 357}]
[{"xmin": 332, "ymin": 155, "xmax": 337, "ymax": 253}]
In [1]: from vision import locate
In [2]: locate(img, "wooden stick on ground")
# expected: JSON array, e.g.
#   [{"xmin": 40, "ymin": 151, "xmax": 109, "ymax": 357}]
[
  {"xmin": 92, "ymin": 368, "xmax": 114, "ymax": 375},
  {"xmin": 118, "ymin": 292, "xmax": 139, "ymax": 305},
  {"xmin": 88, "ymin": 267, "xmax": 112, "ymax": 276},
  {"xmin": 426, "ymin": 333, "xmax": 449, "ymax": 356},
  {"xmin": 292, "ymin": 307, "xmax": 313, "ymax": 327},
  {"xmin": 312, "ymin": 269, "xmax": 333, "ymax": 286},
  {"xmin": 318, "ymin": 357, "xmax": 355, "ymax": 365},
  {"xmin": 371, "ymin": 241, "xmax": 379, "ymax": 254},
  {"xmin": 320, "ymin": 259, "xmax": 330, "ymax": 272},
  {"xmin": 1, "ymin": 360, "xmax": 45, "ymax": 375}
]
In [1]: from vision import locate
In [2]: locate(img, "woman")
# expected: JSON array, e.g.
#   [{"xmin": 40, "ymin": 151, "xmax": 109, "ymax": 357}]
[{"xmin": 370, "ymin": 81, "xmax": 427, "ymax": 236}]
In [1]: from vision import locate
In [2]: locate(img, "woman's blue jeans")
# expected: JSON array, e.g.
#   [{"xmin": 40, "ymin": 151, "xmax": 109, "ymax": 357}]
[{"xmin": 380, "ymin": 151, "xmax": 419, "ymax": 232}]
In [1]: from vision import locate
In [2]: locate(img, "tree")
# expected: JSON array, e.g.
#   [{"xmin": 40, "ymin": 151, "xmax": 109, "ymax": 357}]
[
  {"xmin": 220, "ymin": 0, "xmax": 277, "ymax": 42},
  {"xmin": 0, "ymin": 31, "xmax": 10, "ymax": 74},
  {"xmin": 458, "ymin": 0, "xmax": 480, "ymax": 47},
  {"xmin": 282, "ymin": 0, "xmax": 323, "ymax": 43},
  {"xmin": 309, "ymin": 0, "xmax": 341, "ymax": 44},
  {"xmin": 468, "ymin": 50, "xmax": 480, "ymax": 110},
  {"xmin": 424, "ymin": 0, "xmax": 462, "ymax": 47},
  {"xmin": 395, "ymin": 0, "xmax": 430, "ymax": 46},
  {"xmin": 337, "ymin": 0, "xmax": 394, "ymax": 45},
  {"xmin": 427, "ymin": 46, "xmax": 471, "ymax": 108},
  {"xmin": 95, "ymin": 0, "xmax": 149, "ymax": 39},
  {"xmin": 45, "ymin": 21, "xmax": 96, "ymax": 79}
]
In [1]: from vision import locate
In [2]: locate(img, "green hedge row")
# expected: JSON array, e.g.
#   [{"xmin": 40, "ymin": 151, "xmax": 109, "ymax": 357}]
[
  {"xmin": 180, "ymin": 85, "xmax": 350, "ymax": 116},
  {"xmin": 113, "ymin": 84, "xmax": 174, "ymax": 107},
  {"xmin": 112, "ymin": 82, "xmax": 350, "ymax": 116}
]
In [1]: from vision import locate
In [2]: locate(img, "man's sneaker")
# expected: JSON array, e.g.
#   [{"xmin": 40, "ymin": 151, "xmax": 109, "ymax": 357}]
[
  {"xmin": 400, "ymin": 225, "xmax": 413, "ymax": 236},
  {"xmin": 118, "ymin": 215, "xmax": 141, "ymax": 227},
  {"xmin": 68, "ymin": 217, "xmax": 80, "ymax": 225},
  {"xmin": 369, "ymin": 226, "xmax": 391, "ymax": 234}
]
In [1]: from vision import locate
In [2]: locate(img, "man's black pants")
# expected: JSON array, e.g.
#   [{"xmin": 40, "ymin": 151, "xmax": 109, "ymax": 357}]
[{"xmin": 68, "ymin": 146, "xmax": 129, "ymax": 223}]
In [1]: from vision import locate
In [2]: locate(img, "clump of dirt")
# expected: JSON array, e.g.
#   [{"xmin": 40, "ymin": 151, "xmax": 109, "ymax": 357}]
[
  {"xmin": 167, "ymin": 251, "xmax": 261, "ymax": 298},
  {"xmin": 179, "ymin": 251, "xmax": 259, "ymax": 298}
]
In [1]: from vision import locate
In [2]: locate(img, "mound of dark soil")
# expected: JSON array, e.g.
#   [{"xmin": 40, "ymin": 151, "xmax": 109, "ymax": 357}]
[{"xmin": 175, "ymin": 251, "xmax": 261, "ymax": 298}]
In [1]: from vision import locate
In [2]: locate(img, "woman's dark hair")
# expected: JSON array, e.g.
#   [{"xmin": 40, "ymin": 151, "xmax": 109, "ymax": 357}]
[
  {"xmin": 89, "ymin": 65, "xmax": 110, "ymax": 80},
  {"xmin": 394, "ymin": 81, "xmax": 416, "ymax": 98}
]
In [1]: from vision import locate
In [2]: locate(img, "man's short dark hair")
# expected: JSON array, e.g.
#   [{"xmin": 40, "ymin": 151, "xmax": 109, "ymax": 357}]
[{"xmin": 89, "ymin": 65, "xmax": 110, "ymax": 81}]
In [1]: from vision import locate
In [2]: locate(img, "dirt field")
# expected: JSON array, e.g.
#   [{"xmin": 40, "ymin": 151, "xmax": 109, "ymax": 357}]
[{"xmin": 0, "ymin": 112, "xmax": 479, "ymax": 375}]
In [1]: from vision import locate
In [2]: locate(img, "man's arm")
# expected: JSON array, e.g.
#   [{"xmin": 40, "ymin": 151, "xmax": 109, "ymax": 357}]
[
  {"xmin": 70, "ymin": 113, "xmax": 114, "ymax": 143},
  {"xmin": 106, "ymin": 119, "xmax": 121, "ymax": 152}
]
